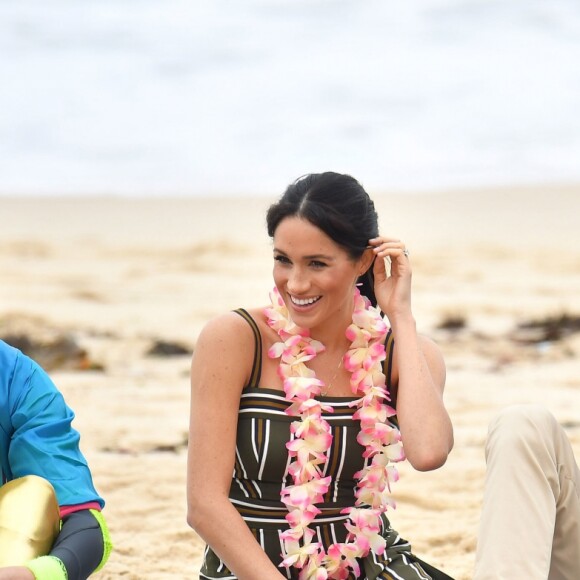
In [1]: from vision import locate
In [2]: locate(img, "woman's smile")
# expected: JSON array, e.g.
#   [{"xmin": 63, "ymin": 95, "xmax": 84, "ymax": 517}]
[{"xmin": 288, "ymin": 294, "xmax": 322, "ymax": 307}]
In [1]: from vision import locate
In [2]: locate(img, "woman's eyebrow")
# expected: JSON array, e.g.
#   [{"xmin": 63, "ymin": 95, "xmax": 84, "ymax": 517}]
[
  {"xmin": 273, "ymin": 248, "xmax": 335, "ymax": 261},
  {"xmin": 304, "ymin": 254, "xmax": 334, "ymax": 261}
]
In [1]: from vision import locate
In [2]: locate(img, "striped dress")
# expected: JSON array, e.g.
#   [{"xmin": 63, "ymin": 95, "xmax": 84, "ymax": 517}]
[{"xmin": 199, "ymin": 310, "xmax": 454, "ymax": 580}]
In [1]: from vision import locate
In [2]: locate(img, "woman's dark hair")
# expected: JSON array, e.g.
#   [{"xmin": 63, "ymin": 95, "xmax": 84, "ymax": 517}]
[{"xmin": 266, "ymin": 172, "xmax": 379, "ymax": 307}]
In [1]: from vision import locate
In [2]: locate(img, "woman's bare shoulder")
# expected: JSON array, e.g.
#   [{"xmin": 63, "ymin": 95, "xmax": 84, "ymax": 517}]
[
  {"xmin": 418, "ymin": 333, "xmax": 446, "ymax": 390},
  {"xmin": 194, "ymin": 307, "xmax": 273, "ymax": 361},
  {"xmin": 418, "ymin": 333, "xmax": 445, "ymax": 363},
  {"xmin": 196, "ymin": 310, "xmax": 256, "ymax": 349}
]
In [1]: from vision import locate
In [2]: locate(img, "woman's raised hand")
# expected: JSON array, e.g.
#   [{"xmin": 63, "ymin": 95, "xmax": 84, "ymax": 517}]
[{"xmin": 368, "ymin": 236, "xmax": 412, "ymax": 321}]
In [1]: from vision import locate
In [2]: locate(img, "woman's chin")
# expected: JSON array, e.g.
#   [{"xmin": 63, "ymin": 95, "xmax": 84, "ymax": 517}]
[{"xmin": 287, "ymin": 310, "xmax": 321, "ymax": 331}]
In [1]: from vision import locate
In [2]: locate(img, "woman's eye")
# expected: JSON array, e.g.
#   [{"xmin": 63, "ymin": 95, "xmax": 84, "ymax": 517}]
[
  {"xmin": 274, "ymin": 255, "xmax": 290, "ymax": 264},
  {"xmin": 310, "ymin": 261, "xmax": 327, "ymax": 268}
]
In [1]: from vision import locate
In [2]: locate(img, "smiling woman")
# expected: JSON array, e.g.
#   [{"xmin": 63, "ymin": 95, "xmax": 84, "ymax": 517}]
[
  {"xmin": 186, "ymin": 171, "xmax": 580, "ymax": 579},
  {"xmin": 266, "ymin": 173, "xmax": 382, "ymax": 313},
  {"xmin": 186, "ymin": 172, "xmax": 455, "ymax": 579},
  {"xmin": 271, "ymin": 217, "xmax": 374, "ymax": 342}
]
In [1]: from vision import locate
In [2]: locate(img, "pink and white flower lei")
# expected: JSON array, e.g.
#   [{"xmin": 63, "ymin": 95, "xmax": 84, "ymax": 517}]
[{"xmin": 264, "ymin": 287, "xmax": 405, "ymax": 580}]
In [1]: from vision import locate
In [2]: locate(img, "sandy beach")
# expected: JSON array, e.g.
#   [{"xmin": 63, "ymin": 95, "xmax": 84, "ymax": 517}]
[{"xmin": 1, "ymin": 186, "xmax": 579, "ymax": 579}]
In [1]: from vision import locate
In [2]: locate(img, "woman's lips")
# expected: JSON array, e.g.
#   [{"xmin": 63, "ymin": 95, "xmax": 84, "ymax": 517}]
[{"xmin": 288, "ymin": 294, "xmax": 322, "ymax": 307}]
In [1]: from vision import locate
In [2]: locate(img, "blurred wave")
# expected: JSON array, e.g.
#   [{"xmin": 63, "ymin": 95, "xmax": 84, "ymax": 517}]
[{"xmin": 1, "ymin": 0, "xmax": 579, "ymax": 196}]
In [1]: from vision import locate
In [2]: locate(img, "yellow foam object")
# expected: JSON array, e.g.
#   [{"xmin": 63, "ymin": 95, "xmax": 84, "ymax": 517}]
[{"xmin": 0, "ymin": 475, "xmax": 60, "ymax": 566}]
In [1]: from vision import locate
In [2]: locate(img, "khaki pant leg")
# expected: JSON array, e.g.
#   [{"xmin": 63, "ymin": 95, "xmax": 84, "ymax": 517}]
[
  {"xmin": 547, "ymin": 414, "xmax": 580, "ymax": 580},
  {"xmin": 0, "ymin": 475, "xmax": 61, "ymax": 566},
  {"xmin": 473, "ymin": 404, "xmax": 580, "ymax": 580}
]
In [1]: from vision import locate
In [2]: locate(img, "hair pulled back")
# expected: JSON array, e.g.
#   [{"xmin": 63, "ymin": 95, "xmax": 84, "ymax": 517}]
[{"xmin": 266, "ymin": 172, "xmax": 380, "ymax": 306}]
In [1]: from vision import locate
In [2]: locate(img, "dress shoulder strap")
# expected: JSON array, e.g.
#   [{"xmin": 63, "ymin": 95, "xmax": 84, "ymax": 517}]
[
  {"xmin": 382, "ymin": 328, "xmax": 397, "ymax": 409},
  {"xmin": 232, "ymin": 308, "xmax": 262, "ymax": 389}
]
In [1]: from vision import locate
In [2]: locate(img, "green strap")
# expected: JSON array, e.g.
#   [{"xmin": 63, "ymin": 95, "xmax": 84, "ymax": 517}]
[
  {"xmin": 233, "ymin": 309, "xmax": 262, "ymax": 388},
  {"xmin": 383, "ymin": 329, "xmax": 397, "ymax": 410}
]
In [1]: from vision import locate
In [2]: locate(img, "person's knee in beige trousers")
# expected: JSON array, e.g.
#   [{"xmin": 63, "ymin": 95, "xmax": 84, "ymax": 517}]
[{"xmin": 474, "ymin": 404, "xmax": 580, "ymax": 580}]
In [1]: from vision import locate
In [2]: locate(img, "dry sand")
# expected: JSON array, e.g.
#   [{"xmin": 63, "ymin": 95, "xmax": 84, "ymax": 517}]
[{"xmin": 1, "ymin": 186, "xmax": 579, "ymax": 579}]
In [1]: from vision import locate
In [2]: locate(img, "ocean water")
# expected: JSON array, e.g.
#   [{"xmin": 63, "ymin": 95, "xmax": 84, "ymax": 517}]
[{"xmin": 1, "ymin": 0, "xmax": 579, "ymax": 197}]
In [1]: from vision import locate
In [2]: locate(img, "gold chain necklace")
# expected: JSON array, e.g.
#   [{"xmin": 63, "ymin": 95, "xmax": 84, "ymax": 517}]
[{"xmin": 320, "ymin": 354, "xmax": 344, "ymax": 396}]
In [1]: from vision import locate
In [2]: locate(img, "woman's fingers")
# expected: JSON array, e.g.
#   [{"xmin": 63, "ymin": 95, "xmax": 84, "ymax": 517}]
[
  {"xmin": 368, "ymin": 237, "xmax": 410, "ymax": 261},
  {"xmin": 372, "ymin": 248, "xmax": 387, "ymax": 282}
]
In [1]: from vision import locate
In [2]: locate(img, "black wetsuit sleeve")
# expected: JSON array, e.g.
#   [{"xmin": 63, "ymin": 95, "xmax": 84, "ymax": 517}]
[{"xmin": 49, "ymin": 510, "xmax": 104, "ymax": 580}]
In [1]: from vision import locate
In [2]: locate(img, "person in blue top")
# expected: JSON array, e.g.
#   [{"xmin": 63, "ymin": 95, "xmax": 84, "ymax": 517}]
[{"xmin": 0, "ymin": 339, "xmax": 112, "ymax": 579}]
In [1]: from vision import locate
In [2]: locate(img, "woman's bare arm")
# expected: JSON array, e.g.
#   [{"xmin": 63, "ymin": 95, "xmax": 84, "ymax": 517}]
[
  {"xmin": 187, "ymin": 312, "xmax": 285, "ymax": 579},
  {"xmin": 391, "ymin": 326, "xmax": 453, "ymax": 471},
  {"xmin": 370, "ymin": 237, "xmax": 454, "ymax": 471}
]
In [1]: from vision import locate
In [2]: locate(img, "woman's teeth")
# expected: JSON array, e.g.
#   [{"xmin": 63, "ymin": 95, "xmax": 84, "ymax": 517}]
[{"xmin": 291, "ymin": 295, "xmax": 321, "ymax": 306}]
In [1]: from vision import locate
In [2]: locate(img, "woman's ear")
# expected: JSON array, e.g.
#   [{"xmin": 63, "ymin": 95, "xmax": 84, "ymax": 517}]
[{"xmin": 358, "ymin": 247, "xmax": 375, "ymax": 276}]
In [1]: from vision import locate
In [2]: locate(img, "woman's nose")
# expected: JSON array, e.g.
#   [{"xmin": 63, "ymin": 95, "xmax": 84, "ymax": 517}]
[{"xmin": 287, "ymin": 268, "xmax": 310, "ymax": 294}]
